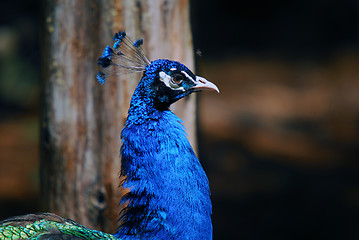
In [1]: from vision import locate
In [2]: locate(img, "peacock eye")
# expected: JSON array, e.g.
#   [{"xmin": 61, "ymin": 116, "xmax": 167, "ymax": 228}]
[{"xmin": 170, "ymin": 73, "xmax": 184, "ymax": 85}]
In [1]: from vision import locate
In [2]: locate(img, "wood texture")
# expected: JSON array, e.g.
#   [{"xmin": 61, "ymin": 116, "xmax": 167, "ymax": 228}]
[{"xmin": 40, "ymin": 0, "xmax": 196, "ymax": 233}]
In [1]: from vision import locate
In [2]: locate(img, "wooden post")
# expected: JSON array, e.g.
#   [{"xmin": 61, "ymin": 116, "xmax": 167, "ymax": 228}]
[{"xmin": 41, "ymin": 0, "xmax": 196, "ymax": 233}]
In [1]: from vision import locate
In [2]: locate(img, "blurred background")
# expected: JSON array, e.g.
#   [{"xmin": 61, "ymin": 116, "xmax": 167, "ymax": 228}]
[{"xmin": 1, "ymin": 0, "xmax": 359, "ymax": 239}]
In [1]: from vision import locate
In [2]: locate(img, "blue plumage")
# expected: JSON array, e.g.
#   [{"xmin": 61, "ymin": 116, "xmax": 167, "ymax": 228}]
[
  {"xmin": 0, "ymin": 31, "xmax": 219, "ymax": 240},
  {"xmin": 116, "ymin": 60, "xmax": 213, "ymax": 239},
  {"xmin": 118, "ymin": 110, "xmax": 212, "ymax": 239},
  {"xmin": 102, "ymin": 33, "xmax": 218, "ymax": 239}
]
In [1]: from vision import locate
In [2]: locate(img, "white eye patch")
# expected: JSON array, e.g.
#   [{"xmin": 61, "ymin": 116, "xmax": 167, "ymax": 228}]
[
  {"xmin": 180, "ymin": 71, "xmax": 196, "ymax": 83},
  {"xmin": 159, "ymin": 71, "xmax": 185, "ymax": 91}
]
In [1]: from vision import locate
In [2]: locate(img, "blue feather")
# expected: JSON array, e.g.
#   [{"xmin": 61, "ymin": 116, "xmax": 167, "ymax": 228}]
[
  {"xmin": 114, "ymin": 59, "xmax": 213, "ymax": 239},
  {"xmin": 96, "ymin": 71, "xmax": 106, "ymax": 85},
  {"xmin": 97, "ymin": 46, "xmax": 113, "ymax": 68},
  {"xmin": 133, "ymin": 39, "xmax": 143, "ymax": 47}
]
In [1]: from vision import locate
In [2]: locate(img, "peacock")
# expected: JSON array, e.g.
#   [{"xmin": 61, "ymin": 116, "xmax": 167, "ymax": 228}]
[{"xmin": 0, "ymin": 31, "xmax": 219, "ymax": 239}]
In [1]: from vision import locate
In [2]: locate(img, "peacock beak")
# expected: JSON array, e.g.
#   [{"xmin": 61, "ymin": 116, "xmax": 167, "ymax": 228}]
[{"xmin": 192, "ymin": 76, "xmax": 220, "ymax": 93}]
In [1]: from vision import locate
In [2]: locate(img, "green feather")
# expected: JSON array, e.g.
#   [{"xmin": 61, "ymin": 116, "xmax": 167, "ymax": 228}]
[{"xmin": 0, "ymin": 214, "xmax": 119, "ymax": 240}]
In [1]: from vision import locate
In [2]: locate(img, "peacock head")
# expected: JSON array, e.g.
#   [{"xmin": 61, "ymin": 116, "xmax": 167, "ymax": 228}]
[
  {"xmin": 142, "ymin": 59, "xmax": 218, "ymax": 109},
  {"xmin": 96, "ymin": 31, "xmax": 219, "ymax": 109}
]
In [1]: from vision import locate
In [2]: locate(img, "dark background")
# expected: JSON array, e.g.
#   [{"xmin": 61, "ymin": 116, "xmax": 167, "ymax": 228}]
[{"xmin": 1, "ymin": 0, "xmax": 359, "ymax": 239}]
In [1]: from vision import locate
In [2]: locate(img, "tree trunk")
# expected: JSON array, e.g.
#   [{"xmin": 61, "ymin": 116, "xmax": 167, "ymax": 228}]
[{"xmin": 41, "ymin": 0, "xmax": 195, "ymax": 234}]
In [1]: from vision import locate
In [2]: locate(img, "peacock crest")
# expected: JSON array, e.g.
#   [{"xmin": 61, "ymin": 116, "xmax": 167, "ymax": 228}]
[{"xmin": 96, "ymin": 31, "xmax": 151, "ymax": 85}]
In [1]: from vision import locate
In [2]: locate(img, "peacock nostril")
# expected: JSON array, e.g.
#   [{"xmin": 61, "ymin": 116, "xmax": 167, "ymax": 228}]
[{"xmin": 198, "ymin": 79, "xmax": 206, "ymax": 84}]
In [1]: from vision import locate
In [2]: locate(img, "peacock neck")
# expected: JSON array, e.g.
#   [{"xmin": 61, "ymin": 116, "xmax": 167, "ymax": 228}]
[{"xmin": 115, "ymin": 81, "xmax": 212, "ymax": 239}]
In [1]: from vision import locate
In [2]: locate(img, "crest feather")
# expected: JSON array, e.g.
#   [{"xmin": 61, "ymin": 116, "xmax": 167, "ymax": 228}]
[{"xmin": 97, "ymin": 31, "xmax": 151, "ymax": 85}]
